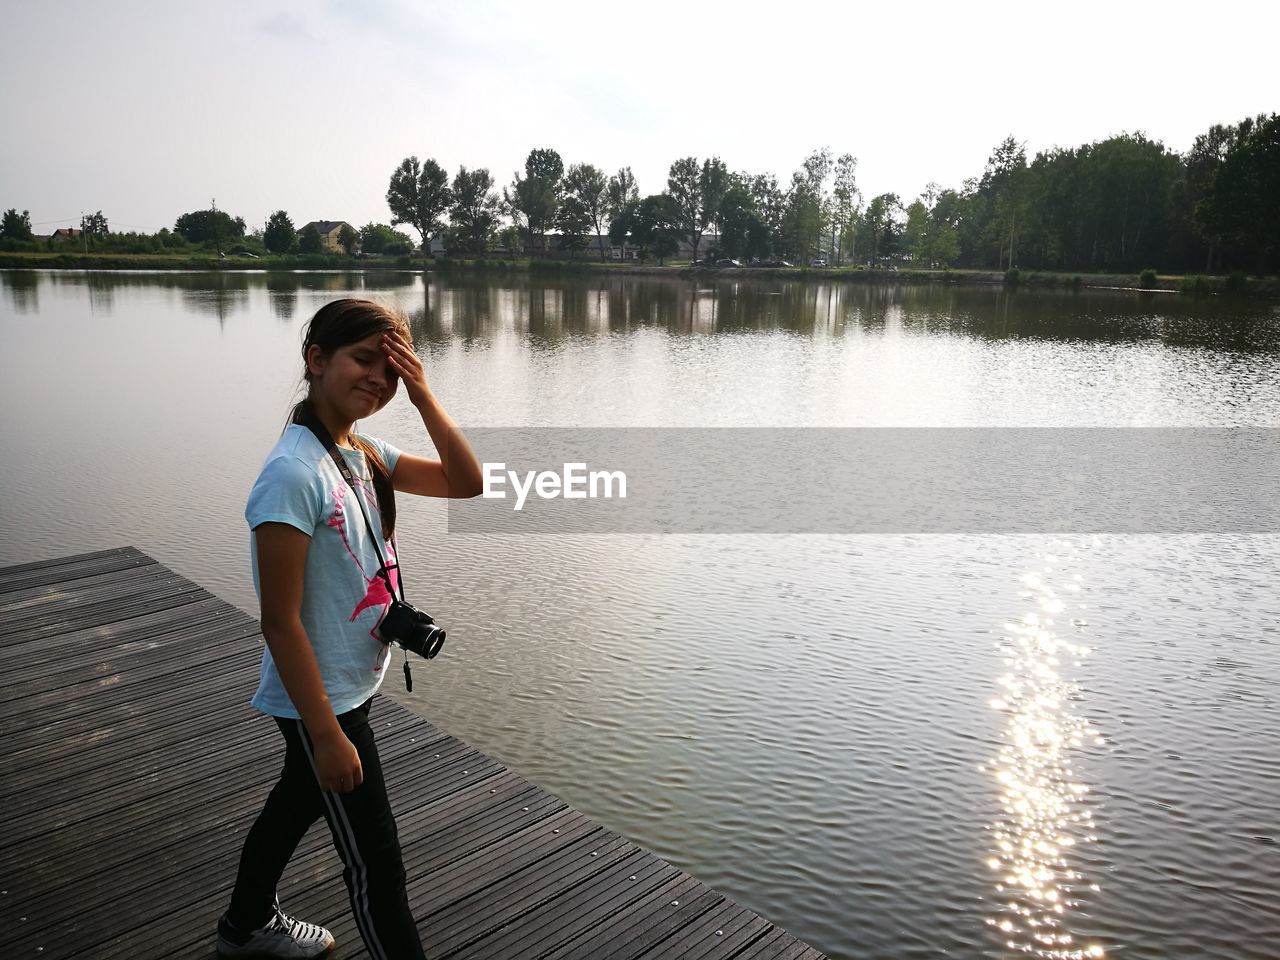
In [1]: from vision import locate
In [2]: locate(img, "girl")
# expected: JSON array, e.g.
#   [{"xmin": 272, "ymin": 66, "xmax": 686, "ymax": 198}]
[{"xmin": 217, "ymin": 299, "xmax": 483, "ymax": 958}]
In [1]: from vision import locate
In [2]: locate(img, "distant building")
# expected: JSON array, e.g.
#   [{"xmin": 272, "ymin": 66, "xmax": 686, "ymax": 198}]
[
  {"xmin": 297, "ymin": 220, "xmax": 353, "ymax": 253},
  {"xmin": 499, "ymin": 233, "xmax": 640, "ymax": 260},
  {"xmin": 49, "ymin": 228, "xmax": 83, "ymax": 243}
]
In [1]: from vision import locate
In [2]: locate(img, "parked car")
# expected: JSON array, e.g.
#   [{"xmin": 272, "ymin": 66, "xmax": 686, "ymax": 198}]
[
  {"xmin": 715, "ymin": 258, "xmax": 742, "ymax": 267},
  {"xmin": 810, "ymin": 258, "xmax": 827, "ymax": 268}
]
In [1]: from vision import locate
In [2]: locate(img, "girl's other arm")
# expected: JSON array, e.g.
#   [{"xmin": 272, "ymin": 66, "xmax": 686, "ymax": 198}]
[{"xmin": 254, "ymin": 521, "xmax": 363, "ymax": 792}]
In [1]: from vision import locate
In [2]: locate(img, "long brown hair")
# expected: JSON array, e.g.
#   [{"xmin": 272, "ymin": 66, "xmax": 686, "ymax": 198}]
[{"xmin": 290, "ymin": 298, "xmax": 410, "ymax": 539}]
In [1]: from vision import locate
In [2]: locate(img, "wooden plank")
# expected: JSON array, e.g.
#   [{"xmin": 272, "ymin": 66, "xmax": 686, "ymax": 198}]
[
  {"xmin": 3, "ymin": 665, "xmax": 270, "ymax": 773},
  {"xmin": 2, "ymin": 694, "xmax": 276, "ymax": 802},
  {"xmin": 10, "ymin": 716, "xmax": 446, "ymax": 901},
  {"xmin": 500, "ymin": 868, "xmax": 698, "ymax": 960},
  {"xmin": 6, "ymin": 726, "xmax": 468, "ymax": 954},
  {"xmin": 638, "ymin": 901, "xmax": 757, "ymax": 959},
  {"xmin": 2, "ymin": 648, "xmax": 262, "ymax": 750},
  {"xmin": 79, "ymin": 759, "xmax": 558, "ymax": 960},
  {"xmin": 143, "ymin": 770, "xmax": 546, "ymax": 960},
  {"xmin": 0, "ymin": 560, "xmax": 191, "ymax": 609},
  {"xmin": 0, "ymin": 550, "xmax": 831, "ymax": 960},
  {"xmin": 542, "ymin": 876, "xmax": 723, "ymax": 960},
  {"xmin": 6, "ymin": 721, "xmax": 450, "ymax": 942},
  {"xmin": 0, "ymin": 596, "xmax": 252, "ymax": 680},
  {"xmin": 284, "ymin": 807, "xmax": 611, "ymax": 957},
  {"xmin": 775, "ymin": 944, "xmax": 826, "ymax": 960},
  {"xmin": 0, "ymin": 546, "xmax": 145, "ymax": 592},
  {"xmin": 0, "ymin": 642, "xmax": 260, "ymax": 731},
  {"xmin": 462, "ymin": 863, "xmax": 694, "ymax": 960},
  {"xmin": 419, "ymin": 832, "xmax": 646, "ymax": 957},
  {"xmin": 0, "ymin": 544, "xmax": 136, "ymax": 574},
  {"xmin": 21, "ymin": 722, "xmax": 452, "ymax": 904},
  {"xmin": 0, "ymin": 562, "xmax": 196, "ymax": 622},
  {"xmin": 0, "ymin": 615, "xmax": 260, "ymax": 713},
  {"xmin": 0, "ymin": 580, "xmax": 212, "ymax": 646},
  {"xmin": 733, "ymin": 927, "xmax": 794, "ymax": 959},
  {"xmin": 676, "ymin": 913, "xmax": 776, "ymax": 960}
]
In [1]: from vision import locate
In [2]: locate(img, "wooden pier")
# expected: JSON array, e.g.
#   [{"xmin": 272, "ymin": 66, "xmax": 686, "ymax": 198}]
[{"xmin": 0, "ymin": 547, "xmax": 828, "ymax": 960}]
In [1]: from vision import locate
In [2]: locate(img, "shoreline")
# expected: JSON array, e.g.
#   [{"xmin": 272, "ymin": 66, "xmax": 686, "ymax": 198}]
[{"xmin": 1, "ymin": 252, "xmax": 1275, "ymax": 298}]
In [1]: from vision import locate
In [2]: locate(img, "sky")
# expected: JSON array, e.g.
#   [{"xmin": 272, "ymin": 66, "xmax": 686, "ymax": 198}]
[{"xmin": 2, "ymin": 0, "xmax": 1275, "ymax": 237}]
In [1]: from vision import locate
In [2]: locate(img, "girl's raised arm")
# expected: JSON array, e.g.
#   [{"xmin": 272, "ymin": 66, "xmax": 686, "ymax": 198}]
[{"xmin": 381, "ymin": 330, "xmax": 484, "ymax": 499}]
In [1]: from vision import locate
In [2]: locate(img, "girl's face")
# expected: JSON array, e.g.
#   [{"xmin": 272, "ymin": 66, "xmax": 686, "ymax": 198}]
[{"xmin": 308, "ymin": 332, "xmax": 399, "ymax": 422}]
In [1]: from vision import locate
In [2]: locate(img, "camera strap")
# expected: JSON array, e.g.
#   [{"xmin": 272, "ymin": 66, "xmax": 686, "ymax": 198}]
[{"xmin": 302, "ymin": 419, "xmax": 405, "ymax": 605}]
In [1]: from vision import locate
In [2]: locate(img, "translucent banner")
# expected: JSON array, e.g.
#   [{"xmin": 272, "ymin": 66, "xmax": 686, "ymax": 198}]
[{"xmin": 445, "ymin": 428, "xmax": 1280, "ymax": 534}]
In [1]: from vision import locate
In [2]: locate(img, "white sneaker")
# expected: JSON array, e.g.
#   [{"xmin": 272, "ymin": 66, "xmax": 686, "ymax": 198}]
[{"xmin": 216, "ymin": 908, "xmax": 335, "ymax": 957}]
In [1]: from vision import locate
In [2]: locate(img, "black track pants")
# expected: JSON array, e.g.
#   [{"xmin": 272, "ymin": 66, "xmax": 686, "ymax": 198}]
[{"xmin": 226, "ymin": 698, "xmax": 426, "ymax": 960}]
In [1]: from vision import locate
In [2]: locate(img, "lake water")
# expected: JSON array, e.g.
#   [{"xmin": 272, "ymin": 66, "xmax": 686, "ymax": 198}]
[{"xmin": 2, "ymin": 269, "xmax": 1278, "ymax": 959}]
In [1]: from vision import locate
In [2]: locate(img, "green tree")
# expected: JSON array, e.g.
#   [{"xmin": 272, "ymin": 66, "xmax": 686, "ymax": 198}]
[
  {"xmin": 718, "ymin": 176, "xmax": 771, "ymax": 261},
  {"xmin": 605, "ymin": 168, "xmax": 640, "ymax": 259},
  {"xmin": 156, "ymin": 227, "xmax": 185, "ymax": 249},
  {"xmin": 504, "ymin": 148, "xmax": 563, "ymax": 256},
  {"xmin": 912, "ymin": 186, "xmax": 962, "ymax": 267},
  {"xmin": 781, "ymin": 148, "xmax": 832, "ymax": 262},
  {"xmin": 607, "ymin": 199, "xmax": 637, "ymax": 252},
  {"xmin": 2, "ymin": 208, "xmax": 34, "ymax": 241},
  {"xmin": 1186, "ymin": 123, "xmax": 1239, "ymax": 272},
  {"xmin": 386, "ymin": 156, "xmax": 453, "ymax": 254},
  {"xmin": 338, "ymin": 223, "xmax": 358, "ymax": 256},
  {"xmin": 555, "ymin": 195, "xmax": 592, "ymax": 258},
  {"xmin": 358, "ymin": 222, "xmax": 414, "ymax": 256},
  {"xmin": 174, "ymin": 207, "xmax": 246, "ymax": 248},
  {"xmin": 606, "ymin": 167, "xmax": 639, "ymax": 220},
  {"xmin": 831, "ymin": 154, "xmax": 859, "ymax": 264},
  {"xmin": 1079, "ymin": 133, "xmax": 1179, "ymax": 270},
  {"xmin": 263, "ymin": 210, "xmax": 297, "ymax": 254},
  {"xmin": 299, "ymin": 224, "xmax": 323, "ymax": 254},
  {"xmin": 665, "ymin": 156, "xmax": 730, "ymax": 262},
  {"xmin": 893, "ymin": 195, "xmax": 950, "ymax": 268},
  {"xmin": 448, "ymin": 166, "xmax": 501, "ymax": 254},
  {"xmin": 857, "ymin": 193, "xmax": 903, "ymax": 263},
  {"xmin": 666, "ymin": 157, "xmax": 704, "ymax": 260},
  {"xmin": 497, "ymin": 224, "xmax": 523, "ymax": 257},
  {"xmin": 748, "ymin": 173, "xmax": 787, "ymax": 255},
  {"xmin": 929, "ymin": 219, "xmax": 961, "ymax": 267},
  {"xmin": 81, "ymin": 211, "xmax": 109, "ymax": 248},
  {"xmin": 630, "ymin": 194, "xmax": 680, "ymax": 264},
  {"xmin": 981, "ymin": 136, "xmax": 1028, "ymax": 269},
  {"xmin": 1016, "ymin": 147, "xmax": 1083, "ymax": 270},
  {"xmin": 564, "ymin": 162, "xmax": 610, "ymax": 259},
  {"xmin": 1200, "ymin": 113, "xmax": 1280, "ymax": 274},
  {"xmin": 700, "ymin": 156, "xmax": 730, "ymax": 238},
  {"xmin": 903, "ymin": 200, "xmax": 930, "ymax": 262}
]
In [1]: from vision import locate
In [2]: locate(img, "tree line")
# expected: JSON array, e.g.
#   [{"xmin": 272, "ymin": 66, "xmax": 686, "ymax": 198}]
[
  {"xmin": 383, "ymin": 113, "xmax": 1276, "ymax": 273},
  {"xmin": 3, "ymin": 112, "xmax": 1275, "ymax": 273},
  {"xmin": 0, "ymin": 202, "xmax": 423, "ymax": 259}
]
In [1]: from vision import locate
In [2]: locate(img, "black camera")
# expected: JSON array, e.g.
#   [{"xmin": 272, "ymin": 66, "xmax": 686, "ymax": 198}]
[{"xmin": 378, "ymin": 599, "xmax": 446, "ymax": 659}]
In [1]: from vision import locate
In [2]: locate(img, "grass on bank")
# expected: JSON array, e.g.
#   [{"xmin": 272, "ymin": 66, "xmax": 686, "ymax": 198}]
[{"xmin": 0, "ymin": 250, "xmax": 1273, "ymax": 297}]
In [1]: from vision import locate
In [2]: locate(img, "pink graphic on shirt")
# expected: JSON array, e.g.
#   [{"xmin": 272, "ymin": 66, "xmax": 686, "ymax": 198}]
[
  {"xmin": 325, "ymin": 476, "xmax": 399, "ymax": 665},
  {"xmin": 350, "ymin": 564, "xmax": 399, "ymax": 622}
]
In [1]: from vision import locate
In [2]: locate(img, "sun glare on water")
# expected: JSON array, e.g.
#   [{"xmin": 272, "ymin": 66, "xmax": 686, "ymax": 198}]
[{"xmin": 984, "ymin": 542, "xmax": 1108, "ymax": 959}]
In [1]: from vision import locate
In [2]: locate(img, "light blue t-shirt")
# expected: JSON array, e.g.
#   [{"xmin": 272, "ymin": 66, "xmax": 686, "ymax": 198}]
[{"xmin": 246, "ymin": 423, "xmax": 403, "ymax": 717}]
